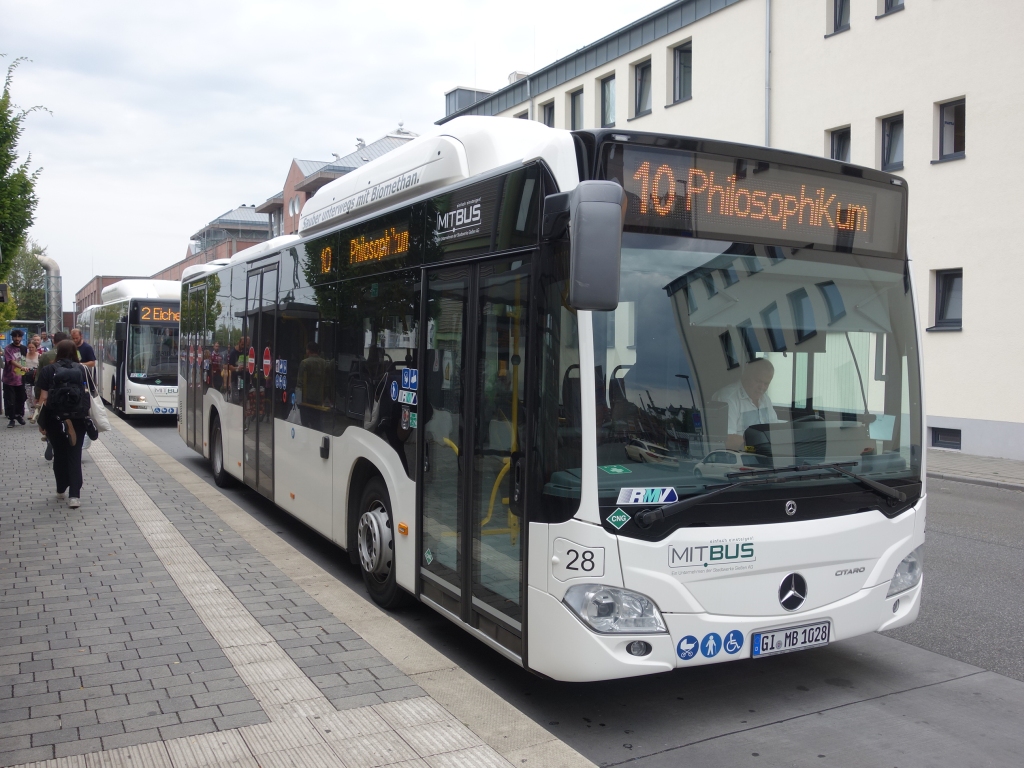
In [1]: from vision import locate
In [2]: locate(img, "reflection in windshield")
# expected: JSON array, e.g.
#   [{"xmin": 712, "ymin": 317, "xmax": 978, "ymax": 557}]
[
  {"xmin": 592, "ymin": 233, "xmax": 921, "ymax": 500},
  {"xmin": 129, "ymin": 325, "xmax": 179, "ymax": 381}
]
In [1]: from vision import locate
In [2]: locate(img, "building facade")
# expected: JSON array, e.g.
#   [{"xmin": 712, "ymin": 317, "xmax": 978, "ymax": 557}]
[{"xmin": 439, "ymin": 0, "xmax": 1024, "ymax": 461}]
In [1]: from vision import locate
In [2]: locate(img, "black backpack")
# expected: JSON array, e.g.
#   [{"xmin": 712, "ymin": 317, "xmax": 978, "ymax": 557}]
[{"xmin": 48, "ymin": 361, "xmax": 90, "ymax": 420}]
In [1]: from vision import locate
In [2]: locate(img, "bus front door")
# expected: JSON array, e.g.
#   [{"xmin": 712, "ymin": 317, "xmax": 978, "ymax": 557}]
[
  {"xmin": 420, "ymin": 256, "xmax": 531, "ymax": 656},
  {"xmin": 242, "ymin": 267, "xmax": 277, "ymax": 498}
]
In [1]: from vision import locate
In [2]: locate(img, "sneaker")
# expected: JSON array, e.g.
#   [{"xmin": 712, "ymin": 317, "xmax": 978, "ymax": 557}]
[
  {"xmin": 86, "ymin": 420, "xmax": 99, "ymax": 441},
  {"xmin": 44, "ymin": 442, "xmax": 53, "ymax": 461},
  {"xmin": 68, "ymin": 498, "xmax": 81, "ymax": 509},
  {"xmin": 56, "ymin": 491, "xmax": 65, "ymax": 499},
  {"xmin": 16, "ymin": 416, "xmax": 25, "ymax": 426},
  {"xmin": 6, "ymin": 421, "xmax": 14, "ymax": 429}
]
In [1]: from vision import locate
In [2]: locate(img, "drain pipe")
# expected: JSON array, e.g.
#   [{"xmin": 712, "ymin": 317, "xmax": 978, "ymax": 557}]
[
  {"xmin": 765, "ymin": 0, "xmax": 772, "ymax": 147},
  {"xmin": 35, "ymin": 252, "xmax": 63, "ymax": 334}
]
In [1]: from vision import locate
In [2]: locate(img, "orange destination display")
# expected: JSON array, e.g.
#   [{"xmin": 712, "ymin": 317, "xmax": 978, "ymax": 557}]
[
  {"xmin": 348, "ymin": 225, "xmax": 410, "ymax": 265},
  {"xmin": 610, "ymin": 145, "xmax": 905, "ymax": 258},
  {"xmin": 137, "ymin": 303, "xmax": 180, "ymax": 323}
]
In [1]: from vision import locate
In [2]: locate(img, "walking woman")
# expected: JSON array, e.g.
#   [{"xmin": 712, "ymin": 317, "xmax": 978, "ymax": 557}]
[
  {"xmin": 23, "ymin": 339, "xmax": 40, "ymax": 422},
  {"xmin": 36, "ymin": 340, "xmax": 92, "ymax": 508}
]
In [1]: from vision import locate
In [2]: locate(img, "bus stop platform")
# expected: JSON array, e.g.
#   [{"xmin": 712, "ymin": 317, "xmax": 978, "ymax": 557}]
[{"xmin": 0, "ymin": 419, "xmax": 591, "ymax": 768}]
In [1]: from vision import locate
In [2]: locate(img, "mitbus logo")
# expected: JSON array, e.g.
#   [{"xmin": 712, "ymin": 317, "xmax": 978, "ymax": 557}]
[
  {"xmin": 668, "ymin": 539, "xmax": 755, "ymax": 569},
  {"xmin": 437, "ymin": 197, "xmax": 482, "ymax": 236}
]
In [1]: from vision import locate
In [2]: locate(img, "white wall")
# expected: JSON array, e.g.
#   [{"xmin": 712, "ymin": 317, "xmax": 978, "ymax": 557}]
[{"xmin": 493, "ymin": 0, "xmax": 1024, "ymax": 459}]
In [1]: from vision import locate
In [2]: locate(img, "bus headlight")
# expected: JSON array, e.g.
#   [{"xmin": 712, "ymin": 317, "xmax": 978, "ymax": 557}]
[
  {"xmin": 886, "ymin": 545, "xmax": 923, "ymax": 597},
  {"xmin": 563, "ymin": 585, "xmax": 667, "ymax": 634}
]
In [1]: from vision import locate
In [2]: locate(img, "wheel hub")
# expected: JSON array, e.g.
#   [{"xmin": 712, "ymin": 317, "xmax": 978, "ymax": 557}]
[{"xmin": 358, "ymin": 502, "xmax": 393, "ymax": 577}]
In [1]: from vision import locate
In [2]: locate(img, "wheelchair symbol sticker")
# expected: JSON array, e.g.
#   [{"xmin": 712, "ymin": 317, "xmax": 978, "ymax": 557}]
[
  {"xmin": 724, "ymin": 630, "xmax": 744, "ymax": 655},
  {"xmin": 390, "ymin": 381, "xmax": 399, "ymax": 401}
]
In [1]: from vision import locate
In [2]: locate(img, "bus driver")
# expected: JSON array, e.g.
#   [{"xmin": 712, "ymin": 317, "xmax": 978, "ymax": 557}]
[{"xmin": 713, "ymin": 358, "xmax": 783, "ymax": 451}]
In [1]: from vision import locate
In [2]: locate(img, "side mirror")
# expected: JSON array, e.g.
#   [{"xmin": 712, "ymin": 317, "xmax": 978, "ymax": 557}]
[
  {"xmin": 543, "ymin": 181, "xmax": 626, "ymax": 312},
  {"xmin": 115, "ymin": 322, "xmax": 128, "ymax": 342}
]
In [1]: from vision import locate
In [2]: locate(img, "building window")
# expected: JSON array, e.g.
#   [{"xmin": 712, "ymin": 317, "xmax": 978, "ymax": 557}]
[
  {"xmin": 541, "ymin": 102, "xmax": 555, "ymax": 128},
  {"xmin": 761, "ymin": 302, "xmax": 786, "ymax": 352},
  {"xmin": 570, "ymin": 89, "xmax": 584, "ymax": 130},
  {"xmin": 634, "ymin": 61, "xmax": 652, "ymax": 117},
  {"xmin": 931, "ymin": 427, "xmax": 961, "ymax": 450},
  {"xmin": 673, "ymin": 43, "xmax": 692, "ymax": 103},
  {"xmin": 788, "ymin": 288, "xmax": 817, "ymax": 344},
  {"xmin": 720, "ymin": 331, "xmax": 739, "ymax": 370},
  {"xmin": 939, "ymin": 99, "xmax": 966, "ymax": 160},
  {"xmin": 515, "ymin": 111, "xmax": 528, "ymax": 120},
  {"xmin": 737, "ymin": 320, "xmax": 761, "ymax": 362},
  {"xmin": 882, "ymin": 115, "xmax": 904, "ymax": 171},
  {"xmin": 817, "ymin": 281, "xmax": 847, "ymax": 323},
  {"xmin": 885, "ymin": 0, "xmax": 904, "ymax": 12},
  {"xmin": 932, "ymin": 269, "xmax": 963, "ymax": 330},
  {"xmin": 834, "ymin": 0, "xmax": 851, "ymax": 32},
  {"xmin": 831, "ymin": 127, "xmax": 851, "ymax": 162},
  {"xmin": 601, "ymin": 75, "xmax": 616, "ymax": 128}
]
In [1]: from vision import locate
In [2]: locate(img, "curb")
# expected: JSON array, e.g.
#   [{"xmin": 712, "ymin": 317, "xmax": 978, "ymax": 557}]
[{"xmin": 927, "ymin": 471, "xmax": 1024, "ymax": 493}]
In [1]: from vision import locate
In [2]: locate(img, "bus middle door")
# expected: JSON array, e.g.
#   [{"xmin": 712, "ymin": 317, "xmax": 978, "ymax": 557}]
[{"xmin": 242, "ymin": 266, "xmax": 278, "ymax": 498}]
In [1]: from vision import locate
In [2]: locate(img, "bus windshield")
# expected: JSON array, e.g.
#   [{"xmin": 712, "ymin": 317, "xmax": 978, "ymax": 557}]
[
  {"xmin": 129, "ymin": 324, "xmax": 180, "ymax": 382},
  {"xmin": 591, "ymin": 232, "xmax": 921, "ymax": 512}
]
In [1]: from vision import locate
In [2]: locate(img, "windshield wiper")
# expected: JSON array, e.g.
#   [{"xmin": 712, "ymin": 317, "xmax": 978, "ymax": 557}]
[
  {"xmin": 634, "ymin": 462, "xmax": 907, "ymax": 528},
  {"xmin": 730, "ymin": 462, "xmax": 907, "ymax": 505},
  {"xmin": 635, "ymin": 474, "xmax": 813, "ymax": 527}
]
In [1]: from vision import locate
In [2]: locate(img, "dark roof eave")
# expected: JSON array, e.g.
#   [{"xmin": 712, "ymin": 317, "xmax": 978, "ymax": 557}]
[{"xmin": 255, "ymin": 194, "xmax": 284, "ymax": 214}]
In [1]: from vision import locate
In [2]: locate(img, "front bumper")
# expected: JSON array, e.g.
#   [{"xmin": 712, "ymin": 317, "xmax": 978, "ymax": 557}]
[{"xmin": 527, "ymin": 578, "xmax": 922, "ymax": 682}]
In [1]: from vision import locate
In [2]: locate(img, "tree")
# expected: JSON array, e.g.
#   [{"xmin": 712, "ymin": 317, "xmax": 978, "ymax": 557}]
[
  {"xmin": 0, "ymin": 55, "xmax": 46, "ymax": 284},
  {"xmin": 7, "ymin": 239, "xmax": 46, "ymax": 320}
]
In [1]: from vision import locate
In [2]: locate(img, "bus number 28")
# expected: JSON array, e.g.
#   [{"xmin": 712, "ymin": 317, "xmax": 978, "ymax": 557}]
[
  {"xmin": 551, "ymin": 538, "xmax": 605, "ymax": 581},
  {"xmin": 566, "ymin": 549, "xmax": 596, "ymax": 571}
]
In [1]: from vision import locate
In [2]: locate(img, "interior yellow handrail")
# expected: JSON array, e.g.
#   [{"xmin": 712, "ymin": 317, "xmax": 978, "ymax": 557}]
[
  {"xmin": 482, "ymin": 457, "xmax": 511, "ymax": 528},
  {"xmin": 443, "ymin": 437, "xmax": 459, "ymax": 456}
]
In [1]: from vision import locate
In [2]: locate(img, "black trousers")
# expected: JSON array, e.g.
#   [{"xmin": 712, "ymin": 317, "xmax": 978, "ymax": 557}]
[
  {"xmin": 46, "ymin": 416, "xmax": 87, "ymax": 498},
  {"xmin": 3, "ymin": 383, "xmax": 26, "ymax": 419}
]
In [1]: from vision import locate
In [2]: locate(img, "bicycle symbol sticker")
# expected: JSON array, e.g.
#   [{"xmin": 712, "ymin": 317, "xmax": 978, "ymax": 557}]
[{"xmin": 724, "ymin": 629, "xmax": 744, "ymax": 655}]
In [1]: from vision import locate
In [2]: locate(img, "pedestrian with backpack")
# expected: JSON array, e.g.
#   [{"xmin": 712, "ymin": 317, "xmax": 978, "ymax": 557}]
[{"xmin": 36, "ymin": 340, "xmax": 96, "ymax": 508}]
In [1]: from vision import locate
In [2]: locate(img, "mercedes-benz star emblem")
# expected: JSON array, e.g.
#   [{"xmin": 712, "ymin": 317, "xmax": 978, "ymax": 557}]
[
  {"xmin": 785, "ymin": 500, "xmax": 798, "ymax": 516},
  {"xmin": 779, "ymin": 573, "xmax": 807, "ymax": 611}
]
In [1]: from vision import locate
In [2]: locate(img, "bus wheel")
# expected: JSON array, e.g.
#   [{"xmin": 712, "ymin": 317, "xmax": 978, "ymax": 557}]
[
  {"xmin": 210, "ymin": 416, "xmax": 233, "ymax": 488},
  {"xmin": 357, "ymin": 477, "xmax": 403, "ymax": 608}
]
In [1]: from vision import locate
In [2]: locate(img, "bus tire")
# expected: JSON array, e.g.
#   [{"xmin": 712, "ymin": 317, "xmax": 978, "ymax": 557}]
[
  {"xmin": 210, "ymin": 415, "xmax": 233, "ymax": 488},
  {"xmin": 357, "ymin": 476, "xmax": 404, "ymax": 608}
]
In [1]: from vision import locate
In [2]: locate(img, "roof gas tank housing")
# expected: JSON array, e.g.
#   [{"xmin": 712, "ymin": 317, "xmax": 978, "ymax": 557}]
[{"xmin": 297, "ymin": 116, "xmax": 580, "ymax": 236}]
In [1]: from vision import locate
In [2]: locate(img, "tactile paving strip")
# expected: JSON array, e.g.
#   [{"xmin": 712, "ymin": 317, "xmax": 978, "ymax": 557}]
[{"xmin": 4, "ymin": 441, "xmax": 516, "ymax": 768}]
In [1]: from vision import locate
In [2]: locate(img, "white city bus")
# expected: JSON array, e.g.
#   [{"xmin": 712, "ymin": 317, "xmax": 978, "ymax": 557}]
[
  {"xmin": 179, "ymin": 117, "xmax": 924, "ymax": 681},
  {"xmin": 79, "ymin": 279, "xmax": 181, "ymax": 416}
]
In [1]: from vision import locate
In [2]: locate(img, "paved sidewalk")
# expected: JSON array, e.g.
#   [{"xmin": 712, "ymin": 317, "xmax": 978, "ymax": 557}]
[
  {"xmin": 0, "ymin": 421, "xmax": 590, "ymax": 768},
  {"xmin": 927, "ymin": 448, "xmax": 1024, "ymax": 491}
]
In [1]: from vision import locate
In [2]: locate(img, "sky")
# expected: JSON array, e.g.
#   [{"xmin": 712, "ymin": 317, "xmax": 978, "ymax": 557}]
[{"xmin": 1, "ymin": 0, "xmax": 669, "ymax": 308}]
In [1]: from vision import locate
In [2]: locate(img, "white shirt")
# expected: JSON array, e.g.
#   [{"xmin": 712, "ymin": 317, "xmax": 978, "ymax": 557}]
[{"xmin": 713, "ymin": 380, "xmax": 783, "ymax": 436}]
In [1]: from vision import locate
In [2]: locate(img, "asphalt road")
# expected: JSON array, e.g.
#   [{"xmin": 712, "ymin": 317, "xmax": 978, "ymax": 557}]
[{"xmin": 134, "ymin": 416, "xmax": 1024, "ymax": 767}]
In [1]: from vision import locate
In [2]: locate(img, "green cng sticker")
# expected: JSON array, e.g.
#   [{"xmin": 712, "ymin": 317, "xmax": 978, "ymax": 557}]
[
  {"xmin": 599, "ymin": 464, "xmax": 632, "ymax": 475},
  {"xmin": 607, "ymin": 508, "xmax": 632, "ymax": 530}
]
